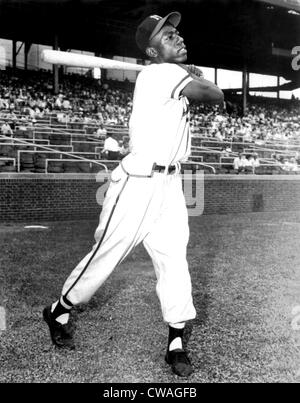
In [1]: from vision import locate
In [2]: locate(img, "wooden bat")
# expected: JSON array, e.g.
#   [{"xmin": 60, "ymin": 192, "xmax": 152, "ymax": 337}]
[{"xmin": 42, "ymin": 50, "xmax": 145, "ymax": 72}]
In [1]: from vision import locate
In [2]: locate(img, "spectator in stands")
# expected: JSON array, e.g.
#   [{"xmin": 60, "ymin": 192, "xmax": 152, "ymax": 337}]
[
  {"xmin": 1, "ymin": 67, "xmax": 300, "ymax": 149},
  {"xmin": 95, "ymin": 124, "xmax": 107, "ymax": 138},
  {"xmin": 1, "ymin": 121, "xmax": 13, "ymax": 136},
  {"xmin": 62, "ymin": 97, "xmax": 71, "ymax": 110},
  {"xmin": 101, "ymin": 133, "xmax": 121, "ymax": 160},
  {"xmin": 233, "ymin": 153, "xmax": 250, "ymax": 174},
  {"xmin": 248, "ymin": 153, "xmax": 260, "ymax": 174},
  {"xmin": 233, "ymin": 153, "xmax": 242, "ymax": 174},
  {"xmin": 9, "ymin": 119, "xmax": 16, "ymax": 131},
  {"xmin": 272, "ymin": 153, "xmax": 281, "ymax": 165},
  {"xmin": 214, "ymin": 129, "xmax": 223, "ymax": 142},
  {"xmin": 220, "ymin": 145, "xmax": 232, "ymax": 155},
  {"xmin": 0, "ymin": 96, "xmax": 9, "ymax": 109},
  {"xmin": 289, "ymin": 157, "xmax": 299, "ymax": 173},
  {"xmin": 240, "ymin": 154, "xmax": 252, "ymax": 173},
  {"xmin": 282, "ymin": 157, "xmax": 299, "ymax": 173},
  {"xmin": 242, "ymin": 155, "xmax": 252, "ymax": 173},
  {"xmin": 57, "ymin": 112, "xmax": 66, "ymax": 123},
  {"xmin": 55, "ymin": 94, "xmax": 64, "ymax": 110},
  {"xmin": 242, "ymin": 125, "xmax": 253, "ymax": 143},
  {"xmin": 119, "ymin": 140, "xmax": 129, "ymax": 157},
  {"xmin": 220, "ymin": 146, "xmax": 229, "ymax": 157},
  {"xmin": 294, "ymin": 151, "xmax": 300, "ymax": 165},
  {"xmin": 282, "ymin": 158, "xmax": 291, "ymax": 172},
  {"xmin": 106, "ymin": 113, "xmax": 119, "ymax": 125}
]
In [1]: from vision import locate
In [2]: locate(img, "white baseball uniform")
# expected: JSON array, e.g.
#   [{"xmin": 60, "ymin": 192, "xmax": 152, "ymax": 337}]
[{"xmin": 61, "ymin": 63, "xmax": 197, "ymax": 324}]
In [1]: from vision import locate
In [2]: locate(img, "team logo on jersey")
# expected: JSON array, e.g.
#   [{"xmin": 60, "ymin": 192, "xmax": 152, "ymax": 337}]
[{"xmin": 150, "ymin": 15, "xmax": 162, "ymax": 21}]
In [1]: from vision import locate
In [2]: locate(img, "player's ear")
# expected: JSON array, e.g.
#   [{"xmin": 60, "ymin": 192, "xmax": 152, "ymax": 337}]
[{"xmin": 146, "ymin": 46, "xmax": 158, "ymax": 59}]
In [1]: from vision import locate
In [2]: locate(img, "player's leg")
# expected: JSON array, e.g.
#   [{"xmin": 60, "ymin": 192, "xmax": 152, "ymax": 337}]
[
  {"xmin": 143, "ymin": 173, "xmax": 196, "ymax": 376},
  {"xmin": 43, "ymin": 168, "xmax": 157, "ymax": 348},
  {"xmin": 144, "ymin": 174, "xmax": 196, "ymax": 324}
]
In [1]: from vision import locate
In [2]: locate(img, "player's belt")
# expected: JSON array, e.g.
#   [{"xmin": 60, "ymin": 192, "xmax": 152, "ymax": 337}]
[
  {"xmin": 153, "ymin": 164, "xmax": 177, "ymax": 174},
  {"xmin": 120, "ymin": 161, "xmax": 180, "ymax": 178}
]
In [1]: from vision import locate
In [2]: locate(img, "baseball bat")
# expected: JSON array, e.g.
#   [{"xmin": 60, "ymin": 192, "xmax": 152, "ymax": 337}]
[{"xmin": 41, "ymin": 50, "xmax": 145, "ymax": 72}]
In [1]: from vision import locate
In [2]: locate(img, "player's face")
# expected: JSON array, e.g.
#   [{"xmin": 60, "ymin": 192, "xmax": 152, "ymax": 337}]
[{"xmin": 151, "ymin": 24, "xmax": 187, "ymax": 63}]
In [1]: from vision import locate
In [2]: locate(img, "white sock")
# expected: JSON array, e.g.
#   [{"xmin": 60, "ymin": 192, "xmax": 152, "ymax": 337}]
[
  {"xmin": 169, "ymin": 337, "xmax": 183, "ymax": 351},
  {"xmin": 169, "ymin": 322, "xmax": 185, "ymax": 329}
]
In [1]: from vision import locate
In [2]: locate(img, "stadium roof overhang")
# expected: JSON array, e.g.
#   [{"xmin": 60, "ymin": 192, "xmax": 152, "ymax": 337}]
[{"xmin": 0, "ymin": 0, "xmax": 299, "ymax": 88}]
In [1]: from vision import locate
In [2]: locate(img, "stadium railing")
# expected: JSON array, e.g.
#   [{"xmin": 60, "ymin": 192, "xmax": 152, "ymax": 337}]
[
  {"xmin": 17, "ymin": 150, "xmax": 100, "ymax": 172},
  {"xmin": 182, "ymin": 161, "xmax": 216, "ymax": 174},
  {"xmin": 202, "ymin": 161, "xmax": 298, "ymax": 174},
  {"xmin": 4, "ymin": 138, "xmax": 51, "ymax": 145},
  {"xmin": 45, "ymin": 158, "xmax": 108, "ymax": 174},
  {"xmin": 0, "ymin": 157, "xmax": 16, "ymax": 167},
  {"xmin": 0, "ymin": 141, "xmax": 51, "ymax": 151}
]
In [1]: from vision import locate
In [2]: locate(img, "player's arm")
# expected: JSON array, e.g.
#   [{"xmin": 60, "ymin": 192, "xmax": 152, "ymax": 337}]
[{"xmin": 179, "ymin": 64, "xmax": 224, "ymax": 104}]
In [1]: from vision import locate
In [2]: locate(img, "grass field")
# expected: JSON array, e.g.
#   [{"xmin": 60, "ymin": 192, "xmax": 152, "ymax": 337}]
[{"xmin": 1, "ymin": 211, "xmax": 300, "ymax": 383}]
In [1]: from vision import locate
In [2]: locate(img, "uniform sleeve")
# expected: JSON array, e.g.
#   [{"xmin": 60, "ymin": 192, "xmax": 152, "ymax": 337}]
[
  {"xmin": 143, "ymin": 63, "xmax": 193, "ymax": 101},
  {"xmin": 169, "ymin": 65, "xmax": 193, "ymax": 100}
]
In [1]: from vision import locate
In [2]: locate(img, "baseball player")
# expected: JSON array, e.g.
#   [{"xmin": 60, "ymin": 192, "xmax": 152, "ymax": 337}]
[{"xmin": 43, "ymin": 11, "xmax": 224, "ymax": 377}]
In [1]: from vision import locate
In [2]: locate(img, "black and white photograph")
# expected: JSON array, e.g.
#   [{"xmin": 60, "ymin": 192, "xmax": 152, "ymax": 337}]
[{"xmin": 0, "ymin": 0, "xmax": 300, "ymax": 387}]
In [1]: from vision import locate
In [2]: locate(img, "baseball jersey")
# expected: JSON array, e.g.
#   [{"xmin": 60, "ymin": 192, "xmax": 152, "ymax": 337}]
[{"xmin": 122, "ymin": 63, "xmax": 193, "ymax": 175}]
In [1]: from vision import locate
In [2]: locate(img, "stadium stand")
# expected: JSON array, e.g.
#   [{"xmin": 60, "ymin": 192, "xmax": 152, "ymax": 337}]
[{"xmin": 1, "ymin": 68, "xmax": 300, "ymax": 174}]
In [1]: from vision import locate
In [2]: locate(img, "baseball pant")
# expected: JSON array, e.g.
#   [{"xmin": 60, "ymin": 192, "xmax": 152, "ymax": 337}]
[{"xmin": 61, "ymin": 164, "xmax": 196, "ymax": 324}]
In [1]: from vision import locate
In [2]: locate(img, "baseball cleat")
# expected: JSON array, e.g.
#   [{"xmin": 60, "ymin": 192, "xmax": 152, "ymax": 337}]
[
  {"xmin": 165, "ymin": 349, "xmax": 193, "ymax": 377},
  {"xmin": 42, "ymin": 306, "xmax": 75, "ymax": 350}
]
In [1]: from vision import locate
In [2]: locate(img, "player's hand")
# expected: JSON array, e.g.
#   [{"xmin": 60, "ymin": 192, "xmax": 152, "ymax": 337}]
[
  {"xmin": 188, "ymin": 65, "xmax": 204, "ymax": 79},
  {"xmin": 178, "ymin": 63, "xmax": 204, "ymax": 79}
]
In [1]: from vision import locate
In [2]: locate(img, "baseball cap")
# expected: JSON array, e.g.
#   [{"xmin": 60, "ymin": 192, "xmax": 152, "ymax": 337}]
[{"xmin": 135, "ymin": 11, "xmax": 181, "ymax": 53}]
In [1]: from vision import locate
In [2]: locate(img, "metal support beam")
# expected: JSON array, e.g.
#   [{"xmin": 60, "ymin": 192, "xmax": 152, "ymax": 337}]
[
  {"xmin": 24, "ymin": 42, "xmax": 31, "ymax": 71},
  {"xmin": 16, "ymin": 42, "xmax": 24, "ymax": 56},
  {"xmin": 94, "ymin": 51, "xmax": 106, "ymax": 80},
  {"xmin": 247, "ymin": 71, "xmax": 250, "ymax": 94},
  {"xmin": 53, "ymin": 35, "xmax": 59, "ymax": 94},
  {"xmin": 214, "ymin": 68, "xmax": 218, "ymax": 85},
  {"xmin": 59, "ymin": 47, "xmax": 68, "ymax": 75},
  {"xmin": 242, "ymin": 66, "xmax": 248, "ymax": 115},
  {"xmin": 12, "ymin": 40, "xmax": 17, "ymax": 71}
]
